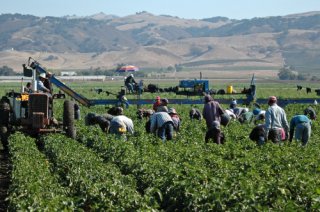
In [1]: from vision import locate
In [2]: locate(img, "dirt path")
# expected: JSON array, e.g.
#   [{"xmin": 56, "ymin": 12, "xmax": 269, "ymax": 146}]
[{"xmin": 0, "ymin": 147, "xmax": 9, "ymax": 212}]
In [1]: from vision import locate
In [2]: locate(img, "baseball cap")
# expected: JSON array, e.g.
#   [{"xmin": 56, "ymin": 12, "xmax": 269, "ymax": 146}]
[{"xmin": 268, "ymin": 96, "xmax": 277, "ymax": 105}]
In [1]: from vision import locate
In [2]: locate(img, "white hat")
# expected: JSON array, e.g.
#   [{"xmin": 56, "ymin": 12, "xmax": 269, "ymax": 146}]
[{"xmin": 39, "ymin": 73, "xmax": 47, "ymax": 79}]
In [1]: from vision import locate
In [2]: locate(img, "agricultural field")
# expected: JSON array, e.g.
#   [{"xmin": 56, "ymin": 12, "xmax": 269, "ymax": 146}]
[{"xmin": 0, "ymin": 80, "xmax": 320, "ymax": 211}]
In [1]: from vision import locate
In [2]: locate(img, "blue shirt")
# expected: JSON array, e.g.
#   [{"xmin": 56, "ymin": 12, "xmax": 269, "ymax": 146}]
[{"xmin": 290, "ymin": 115, "xmax": 311, "ymax": 130}]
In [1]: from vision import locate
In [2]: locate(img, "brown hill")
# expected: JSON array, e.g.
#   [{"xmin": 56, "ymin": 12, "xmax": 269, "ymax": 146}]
[{"xmin": 0, "ymin": 11, "xmax": 319, "ymax": 77}]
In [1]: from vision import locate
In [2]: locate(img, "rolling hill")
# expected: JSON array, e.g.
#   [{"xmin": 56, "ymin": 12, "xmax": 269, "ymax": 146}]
[{"xmin": 0, "ymin": 11, "xmax": 319, "ymax": 78}]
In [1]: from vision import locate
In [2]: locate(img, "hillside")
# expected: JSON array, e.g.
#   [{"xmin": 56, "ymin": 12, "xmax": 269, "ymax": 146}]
[{"xmin": 0, "ymin": 11, "xmax": 319, "ymax": 77}]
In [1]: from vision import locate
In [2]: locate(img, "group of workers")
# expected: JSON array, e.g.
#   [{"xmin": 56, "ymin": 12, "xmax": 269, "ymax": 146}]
[
  {"xmin": 202, "ymin": 95, "xmax": 315, "ymax": 146},
  {"xmin": 20, "ymin": 72, "xmax": 315, "ymax": 145},
  {"xmin": 85, "ymin": 93, "xmax": 315, "ymax": 146},
  {"xmin": 85, "ymin": 96, "xmax": 181, "ymax": 141}
]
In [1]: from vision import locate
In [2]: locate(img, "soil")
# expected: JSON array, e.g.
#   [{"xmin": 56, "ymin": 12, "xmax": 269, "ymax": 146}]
[{"xmin": 0, "ymin": 146, "xmax": 9, "ymax": 212}]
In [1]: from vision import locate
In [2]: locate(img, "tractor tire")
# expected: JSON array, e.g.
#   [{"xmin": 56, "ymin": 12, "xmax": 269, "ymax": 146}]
[
  {"xmin": 63, "ymin": 100, "xmax": 76, "ymax": 139},
  {"xmin": 0, "ymin": 126, "xmax": 8, "ymax": 150}
]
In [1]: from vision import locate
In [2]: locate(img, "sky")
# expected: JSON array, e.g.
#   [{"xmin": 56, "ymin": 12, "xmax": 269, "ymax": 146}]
[{"xmin": 1, "ymin": 0, "xmax": 320, "ymax": 20}]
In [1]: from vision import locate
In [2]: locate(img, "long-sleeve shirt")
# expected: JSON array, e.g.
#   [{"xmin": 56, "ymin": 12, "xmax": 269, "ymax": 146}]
[
  {"xmin": 110, "ymin": 115, "xmax": 134, "ymax": 134},
  {"xmin": 170, "ymin": 115, "xmax": 181, "ymax": 131},
  {"xmin": 265, "ymin": 104, "xmax": 289, "ymax": 136},
  {"xmin": 150, "ymin": 112, "xmax": 173, "ymax": 133},
  {"xmin": 202, "ymin": 101, "xmax": 224, "ymax": 129},
  {"xmin": 37, "ymin": 80, "xmax": 49, "ymax": 92},
  {"xmin": 289, "ymin": 115, "xmax": 311, "ymax": 134}
]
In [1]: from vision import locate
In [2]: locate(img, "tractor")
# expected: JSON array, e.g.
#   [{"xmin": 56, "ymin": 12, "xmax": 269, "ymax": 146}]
[{"xmin": 0, "ymin": 63, "xmax": 76, "ymax": 144}]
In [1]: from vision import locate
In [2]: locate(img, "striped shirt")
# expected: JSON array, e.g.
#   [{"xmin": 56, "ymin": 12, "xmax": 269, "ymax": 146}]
[{"xmin": 150, "ymin": 112, "xmax": 173, "ymax": 133}]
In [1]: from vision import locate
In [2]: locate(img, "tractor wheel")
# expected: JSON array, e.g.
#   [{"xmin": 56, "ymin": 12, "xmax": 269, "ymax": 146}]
[
  {"xmin": 0, "ymin": 99, "xmax": 10, "ymax": 150},
  {"xmin": 63, "ymin": 100, "xmax": 76, "ymax": 139},
  {"xmin": 0, "ymin": 126, "xmax": 9, "ymax": 150}
]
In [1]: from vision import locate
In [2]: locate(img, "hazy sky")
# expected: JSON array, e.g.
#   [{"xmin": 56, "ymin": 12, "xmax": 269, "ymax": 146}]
[{"xmin": 1, "ymin": 0, "xmax": 320, "ymax": 20}]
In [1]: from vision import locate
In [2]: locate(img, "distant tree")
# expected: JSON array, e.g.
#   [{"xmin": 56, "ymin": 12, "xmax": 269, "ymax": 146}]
[
  {"xmin": 278, "ymin": 65, "xmax": 297, "ymax": 80},
  {"xmin": 297, "ymin": 73, "xmax": 309, "ymax": 81},
  {"xmin": 0, "ymin": 66, "xmax": 16, "ymax": 76},
  {"xmin": 310, "ymin": 76, "xmax": 319, "ymax": 81},
  {"xmin": 175, "ymin": 64, "xmax": 184, "ymax": 72},
  {"xmin": 167, "ymin": 66, "xmax": 174, "ymax": 72}
]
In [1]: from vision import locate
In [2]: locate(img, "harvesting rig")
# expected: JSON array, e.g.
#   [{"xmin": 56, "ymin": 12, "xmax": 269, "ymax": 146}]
[
  {"xmin": 1, "ymin": 57, "xmax": 318, "ymax": 144},
  {"xmin": 0, "ymin": 58, "xmax": 76, "ymax": 140}
]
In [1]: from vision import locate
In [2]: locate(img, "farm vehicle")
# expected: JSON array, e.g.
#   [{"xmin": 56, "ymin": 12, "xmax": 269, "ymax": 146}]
[{"xmin": 0, "ymin": 58, "xmax": 77, "ymax": 142}]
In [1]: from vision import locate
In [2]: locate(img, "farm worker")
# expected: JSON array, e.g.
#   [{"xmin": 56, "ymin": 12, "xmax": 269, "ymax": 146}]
[
  {"xmin": 264, "ymin": 96, "xmax": 289, "ymax": 143},
  {"xmin": 136, "ymin": 108, "xmax": 154, "ymax": 133},
  {"xmin": 189, "ymin": 108, "xmax": 202, "ymax": 120},
  {"xmin": 150, "ymin": 106, "xmax": 174, "ymax": 141},
  {"xmin": 109, "ymin": 107, "xmax": 134, "ymax": 137},
  {"xmin": 168, "ymin": 108, "xmax": 181, "ymax": 132},
  {"xmin": 125, "ymin": 74, "xmax": 136, "ymax": 94},
  {"xmin": 253, "ymin": 108, "xmax": 266, "ymax": 125},
  {"xmin": 225, "ymin": 109, "xmax": 236, "ymax": 120},
  {"xmin": 202, "ymin": 95, "xmax": 225, "ymax": 129},
  {"xmin": 229, "ymin": 99, "xmax": 237, "ymax": 109},
  {"xmin": 229, "ymin": 99, "xmax": 248, "ymax": 118},
  {"xmin": 304, "ymin": 106, "xmax": 316, "ymax": 120},
  {"xmin": 84, "ymin": 112, "xmax": 113, "ymax": 132},
  {"xmin": 37, "ymin": 73, "xmax": 51, "ymax": 93},
  {"xmin": 138, "ymin": 79, "xmax": 144, "ymax": 95},
  {"xmin": 205, "ymin": 121, "xmax": 225, "ymax": 144},
  {"xmin": 24, "ymin": 82, "xmax": 32, "ymax": 93},
  {"xmin": 289, "ymin": 115, "xmax": 311, "ymax": 146},
  {"xmin": 161, "ymin": 98, "xmax": 169, "ymax": 107},
  {"xmin": 153, "ymin": 96, "xmax": 162, "ymax": 111},
  {"xmin": 249, "ymin": 124, "xmax": 266, "ymax": 145},
  {"xmin": 44, "ymin": 72, "xmax": 53, "ymax": 93},
  {"xmin": 238, "ymin": 110, "xmax": 254, "ymax": 124}
]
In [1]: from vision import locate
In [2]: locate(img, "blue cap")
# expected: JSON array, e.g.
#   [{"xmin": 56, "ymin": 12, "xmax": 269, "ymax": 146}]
[{"xmin": 253, "ymin": 108, "xmax": 261, "ymax": 115}]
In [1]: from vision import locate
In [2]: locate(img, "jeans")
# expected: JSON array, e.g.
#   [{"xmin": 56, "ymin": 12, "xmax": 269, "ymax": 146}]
[
  {"xmin": 295, "ymin": 122, "xmax": 311, "ymax": 145},
  {"xmin": 126, "ymin": 83, "xmax": 134, "ymax": 93},
  {"xmin": 157, "ymin": 122, "xmax": 173, "ymax": 141}
]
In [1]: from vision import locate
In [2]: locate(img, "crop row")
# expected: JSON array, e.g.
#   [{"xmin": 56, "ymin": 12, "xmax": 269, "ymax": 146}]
[
  {"xmin": 7, "ymin": 132, "xmax": 75, "ymax": 211},
  {"xmin": 76, "ymin": 118, "xmax": 320, "ymax": 210},
  {"xmin": 43, "ymin": 134, "xmax": 156, "ymax": 210},
  {"xmin": 6, "ymin": 103, "xmax": 320, "ymax": 210}
]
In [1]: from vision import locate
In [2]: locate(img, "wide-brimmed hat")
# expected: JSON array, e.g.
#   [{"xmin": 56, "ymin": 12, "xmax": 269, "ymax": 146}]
[
  {"xmin": 39, "ymin": 73, "xmax": 47, "ymax": 79},
  {"xmin": 161, "ymin": 98, "xmax": 169, "ymax": 104}
]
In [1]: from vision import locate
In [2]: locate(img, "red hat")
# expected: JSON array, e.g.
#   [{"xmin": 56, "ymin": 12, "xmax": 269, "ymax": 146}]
[{"xmin": 268, "ymin": 96, "xmax": 277, "ymax": 105}]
